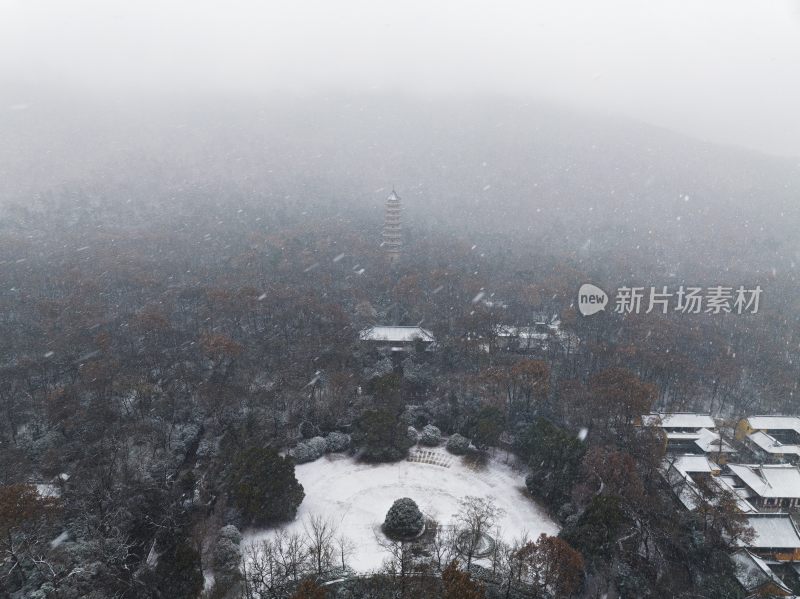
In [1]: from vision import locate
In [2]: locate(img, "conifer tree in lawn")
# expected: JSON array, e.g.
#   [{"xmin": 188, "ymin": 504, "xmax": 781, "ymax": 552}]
[{"xmin": 383, "ymin": 497, "xmax": 425, "ymax": 538}]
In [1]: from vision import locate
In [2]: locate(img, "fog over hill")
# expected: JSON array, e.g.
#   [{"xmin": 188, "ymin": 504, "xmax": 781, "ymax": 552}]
[{"xmin": 2, "ymin": 90, "xmax": 799, "ymax": 279}]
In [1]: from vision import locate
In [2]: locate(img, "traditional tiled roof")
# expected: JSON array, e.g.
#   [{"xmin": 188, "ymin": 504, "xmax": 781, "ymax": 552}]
[
  {"xmin": 731, "ymin": 549, "xmax": 792, "ymax": 594},
  {"xmin": 728, "ymin": 464, "xmax": 800, "ymax": 499},
  {"xmin": 745, "ymin": 416, "xmax": 800, "ymax": 433},
  {"xmin": 741, "ymin": 514, "xmax": 800, "ymax": 549},
  {"xmin": 748, "ymin": 431, "xmax": 800, "ymax": 456}
]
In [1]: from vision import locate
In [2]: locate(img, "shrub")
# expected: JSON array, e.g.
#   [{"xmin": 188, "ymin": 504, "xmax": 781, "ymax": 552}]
[
  {"xmin": 446, "ymin": 434, "xmax": 471, "ymax": 455},
  {"xmin": 419, "ymin": 424, "xmax": 442, "ymax": 446},
  {"xmin": 383, "ymin": 497, "xmax": 425, "ymax": 538},
  {"xmin": 307, "ymin": 436, "xmax": 327, "ymax": 455},
  {"xmin": 299, "ymin": 421, "xmax": 319, "ymax": 439},
  {"xmin": 290, "ymin": 443, "xmax": 319, "ymax": 464},
  {"xmin": 325, "ymin": 431, "xmax": 351, "ymax": 453},
  {"xmin": 408, "ymin": 426, "xmax": 420, "ymax": 443},
  {"xmin": 290, "ymin": 436, "xmax": 327, "ymax": 464}
]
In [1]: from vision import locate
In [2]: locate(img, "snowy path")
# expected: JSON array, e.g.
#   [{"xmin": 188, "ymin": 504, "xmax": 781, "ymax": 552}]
[{"xmin": 242, "ymin": 449, "xmax": 559, "ymax": 572}]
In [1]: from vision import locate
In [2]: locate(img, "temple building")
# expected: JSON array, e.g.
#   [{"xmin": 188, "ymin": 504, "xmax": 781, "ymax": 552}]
[{"xmin": 382, "ymin": 190, "xmax": 403, "ymax": 263}]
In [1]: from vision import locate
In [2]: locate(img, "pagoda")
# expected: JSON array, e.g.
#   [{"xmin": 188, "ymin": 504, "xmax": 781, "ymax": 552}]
[{"xmin": 382, "ymin": 190, "xmax": 403, "ymax": 263}]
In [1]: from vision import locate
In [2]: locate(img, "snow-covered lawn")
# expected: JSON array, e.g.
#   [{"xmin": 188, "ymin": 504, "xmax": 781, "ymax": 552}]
[{"xmin": 243, "ymin": 447, "xmax": 559, "ymax": 572}]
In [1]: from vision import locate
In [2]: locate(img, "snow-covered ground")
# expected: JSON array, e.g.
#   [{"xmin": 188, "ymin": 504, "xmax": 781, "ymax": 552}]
[{"xmin": 243, "ymin": 447, "xmax": 559, "ymax": 572}]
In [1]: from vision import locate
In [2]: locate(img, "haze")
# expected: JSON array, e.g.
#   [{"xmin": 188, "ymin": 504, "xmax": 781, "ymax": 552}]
[
  {"xmin": 4, "ymin": 4, "xmax": 800, "ymax": 598},
  {"xmin": 2, "ymin": 0, "xmax": 800, "ymax": 157}
]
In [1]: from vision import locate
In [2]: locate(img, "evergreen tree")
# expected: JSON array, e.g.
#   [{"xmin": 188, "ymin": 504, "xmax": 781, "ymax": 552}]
[
  {"xmin": 150, "ymin": 535, "xmax": 204, "ymax": 599},
  {"xmin": 517, "ymin": 418, "xmax": 585, "ymax": 507},
  {"xmin": 228, "ymin": 446, "xmax": 305, "ymax": 525},
  {"xmin": 383, "ymin": 497, "xmax": 424, "ymax": 538},
  {"xmin": 354, "ymin": 408, "xmax": 413, "ymax": 462}
]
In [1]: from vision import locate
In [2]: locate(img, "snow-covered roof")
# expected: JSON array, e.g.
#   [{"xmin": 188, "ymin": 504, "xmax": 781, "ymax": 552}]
[
  {"xmin": 666, "ymin": 431, "xmax": 703, "ymax": 441},
  {"xmin": 731, "ymin": 549, "xmax": 792, "ymax": 594},
  {"xmin": 662, "ymin": 455, "xmax": 719, "ymax": 510},
  {"xmin": 741, "ymin": 514, "xmax": 800, "ymax": 549},
  {"xmin": 359, "ymin": 325, "xmax": 434, "ymax": 343},
  {"xmin": 745, "ymin": 416, "xmax": 800, "ymax": 433},
  {"xmin": 716, "ymin": 476, "xmax": 758, "ymax": 513},
  {"xmin": 748, "ymin": 431, "xmax": 800, "ymax": 456},
  {"xmin": 728, "ymin": 464, "xmax": 800, "ymax": 499},
  {"xmin": 668, "ymin": 454, "xmax": 716, "ymax": 476},
  {"xmin": 695, "ymin": 428, "xmax": 736, "ymax": 453},
  {"xmin": 642, "ymin": 413, "xmax": 716, "ymax": 429}
]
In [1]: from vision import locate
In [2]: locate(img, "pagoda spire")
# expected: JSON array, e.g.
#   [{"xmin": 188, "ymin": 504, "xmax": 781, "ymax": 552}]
[{"xmin": 382, "ymin": 189, "xmax": 403, "ymax": 263}]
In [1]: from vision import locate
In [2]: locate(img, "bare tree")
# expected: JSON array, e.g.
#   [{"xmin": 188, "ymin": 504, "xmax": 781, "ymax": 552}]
[
  {"xmin": 241, "ymin": 532, "xmax": 309, "ymax": 599},
  {"xmin": 275, "ymin": 530, "xmax": 307, "ymax": 586},
  {"xmin": 487, "ymin": 534, "xmax": 535, "ymax": 599},
  {"xmin": 430, "ymin": 523, "xmax": 458, "ymax": 574},
  {"xmin": 376, "ymin": 532, "xmax": 415, "ymax": 597},
  {"xmin": 334, "ymin": 532, "xmax": 355, "ymax": 573},
  {"xmin": 303, "ymin": 514, "xmax": 336, "ymax": 578},
  {"xmin": 241, "ymin": 541, "xmax": 282, "ymax": 599},
  {"xmin": 454, "ymin": 496, "xmax": 504, "ymax": 568}
]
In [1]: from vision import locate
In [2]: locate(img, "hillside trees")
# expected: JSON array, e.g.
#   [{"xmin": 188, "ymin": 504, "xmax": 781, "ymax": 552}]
[
  {"xmin": 589, "ymin": 367, "xmax": 656, "ymax": 443},
  {"xmin": 483, "ymin": 359, "xmax": 550, "ymax": 419},
  {"xmin": 0, "ymin": 483, "xmax": 59, "ymax": 588}
]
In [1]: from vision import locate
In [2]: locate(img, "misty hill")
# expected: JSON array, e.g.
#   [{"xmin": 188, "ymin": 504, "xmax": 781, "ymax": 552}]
[{"xmin": 2, "ymin": 90, "xmax": 798, "ymax": 275}]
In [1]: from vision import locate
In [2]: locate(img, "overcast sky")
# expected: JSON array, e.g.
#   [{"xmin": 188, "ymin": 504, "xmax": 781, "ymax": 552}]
[{"xmin": 2, "ymin": 0, "xmax": 800, "ymax": 157}]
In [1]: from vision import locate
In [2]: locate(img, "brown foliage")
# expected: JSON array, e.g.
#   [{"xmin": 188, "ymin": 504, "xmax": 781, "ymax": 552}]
[
  {"xmin": 516, "ymin": 534, "xmax": 584, "ymax": 598},
  {"xmin": 589, "ymin": 367, "xmax": 655, "ymax": 434},
  {"xmin": 442, "ymin": 560, "xmax": 485, "ymax": 599},
  {"xmin": 0, "ymin": 484, "xmax": 57, "ymax": 536},
  {"xmin": 576, "ymin": 446, "xmax": 645, "ymax": 509},
  {"xmin": 290, "ymin": 579, "xmax": 327, "ymax": 599},
  {"xmin": 201, "ymin": 333, "xmax": 243, "ymax": 359}
]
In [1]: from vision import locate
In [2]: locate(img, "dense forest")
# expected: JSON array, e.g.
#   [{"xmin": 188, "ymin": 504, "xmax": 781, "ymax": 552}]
[{"xmin": 1, "ymin": 155, "xmax": 798, "ymax": 598}]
